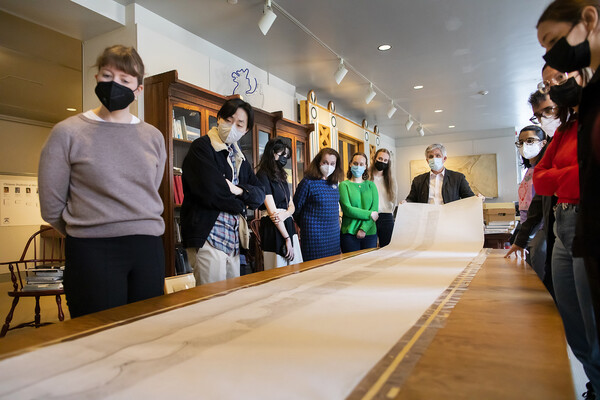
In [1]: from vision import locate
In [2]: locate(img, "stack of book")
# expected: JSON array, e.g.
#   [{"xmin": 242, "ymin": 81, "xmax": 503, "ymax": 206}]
[
  {"xmin": 484, "ymin": 220, "xmax": 517, "ymax": 234},
  {"xmin": 23, "ymin": 265, "xmax": 64, "ymax": 291}
]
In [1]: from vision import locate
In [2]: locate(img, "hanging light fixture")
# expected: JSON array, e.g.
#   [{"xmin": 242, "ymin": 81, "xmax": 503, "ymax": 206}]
[
  {"xmin": 258, "ymin": 0, "xmax": 277, "ymax": 35},
  {"xmin": 417, "ymin": 125, "xmax": 425, "ymax": 136},
  {"xmin": 405, "ymin": 116, "xmax": 414, "ymax": 131},
  {"xmin": 387, "ymin": 101, "xmax": 397, "ymax": 119},
  {"xmin": 365, "ymin": 83, "xmax": 376, "ymax": 104},
  {"xmin": 334, "ymin": 59, "xmax": 348, "ymax": 85}
]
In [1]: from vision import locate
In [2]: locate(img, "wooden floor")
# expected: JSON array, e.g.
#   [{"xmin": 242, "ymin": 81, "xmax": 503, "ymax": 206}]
[{"xmin": 0, "ymin": 250, "xmax": 573, "ymax": 399}]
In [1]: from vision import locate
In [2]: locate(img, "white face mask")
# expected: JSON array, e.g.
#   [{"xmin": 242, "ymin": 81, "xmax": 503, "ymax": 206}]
[
  {"xmin": 540, "ymin": 116, "xmax": 560, "ymax": 137},
  {"xmin": 428, "ymin": 157, "xmax": 444, "ymax": 172},
  {"xmin": 320, "ymin": 164, "xmax": 335, "ymax": 178},
  {"xmin": 217, "ymin": 122, "xmax": 246, "ymax": 144},
  {"xmin": 519, "ymin": 142, "xmax": 543, "ymax": 160}
]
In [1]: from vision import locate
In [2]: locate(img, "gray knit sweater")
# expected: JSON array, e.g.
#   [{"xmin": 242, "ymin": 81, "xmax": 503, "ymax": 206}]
[{"xmin": 38, "ymin": 114, "xmax": 166, "ymax": 238}]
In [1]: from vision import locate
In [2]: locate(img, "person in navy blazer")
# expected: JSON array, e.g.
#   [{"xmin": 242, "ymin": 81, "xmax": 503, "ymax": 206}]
[{"xmin": 405, "ymin": 143, "xmax": 475, "ymax": 204}]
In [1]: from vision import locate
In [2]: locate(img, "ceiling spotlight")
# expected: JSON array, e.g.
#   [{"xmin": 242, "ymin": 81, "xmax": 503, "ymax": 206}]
[
  {"xmin": 413, "ymin": 85, "xmax": 424, "ymax": 90},
  {"xmin": 378, "ymin": 44, "xmax": 392, "ymax": 51},
  {"xmin": 365, "ymin": 83, "xmax": 376, "ymax": 104},
  {"xmin": 334, "ymin": 59, "xmax": 348, "ymax": 85},
  {"xmin": 387, "ymin": 101, "xmax": 397, "ymax": 119},
  {"xmin": 258, "ymin": 0, "xmax": 277, "ymax": 35},
  {"xmin": 417, "ymin": 125, "xmax": 425, "ymax": 136},
  {"xmin": 434, "ymin": 109, "xmax": 443, "ymax": 113},
  {"xmin": 405, "ymin": 116, "xmax": 414, "ymax": 131},
  {"xmin": 478, "ymin": 90, "xmax": 489, "ymax": 96},
  {"xmin": 449, "ymin": 125, "xmax": 455, "ymax": 128}
]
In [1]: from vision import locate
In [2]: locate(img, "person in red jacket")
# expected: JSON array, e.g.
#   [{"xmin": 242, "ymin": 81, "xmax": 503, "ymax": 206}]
[{"xmin": 533, "ymin": 63, "xmax": 600, "ymax": 396}]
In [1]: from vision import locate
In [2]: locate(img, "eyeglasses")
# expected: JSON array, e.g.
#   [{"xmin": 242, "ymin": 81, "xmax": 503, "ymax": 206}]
[
  {"xmin": 529, "ymin": 106, "xmax": 558, "ymax": 124},
  {"xmin": 515, "ymin": 137, "xmax": 541, "ymax": 148},
  {"xmin": 537, "ymin": 72, "xmax": 578, "ymax": 94}
]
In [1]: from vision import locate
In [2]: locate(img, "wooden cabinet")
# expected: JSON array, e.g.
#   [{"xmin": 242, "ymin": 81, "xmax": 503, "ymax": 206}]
[{"xmin": 144, "ymin": 70, "xmax": 313, "ymax": 276}]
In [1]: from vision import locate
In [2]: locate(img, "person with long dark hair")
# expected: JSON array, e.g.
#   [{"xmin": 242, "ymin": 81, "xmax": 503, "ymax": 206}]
[
  {"xmin": 39, "ymin": 45, "xmax": 166, "ymax": 318},
  {"xmin": 369, "ymin": 148, "xmax": 398, "ymax": 247},
  {"xmin": 256, "ymin": 138, "xmax": 303, "ymax": 269},
  {"xmin": 181, "ymin": 98, "xmax": 265, "ymax": 285},
  {"xmin": 293, "ymin": 148, "xmax": 344, "ymax": 261},
  {"xmin": 339, "ymin": 152, "xmax": 379, "ymax": 253},
  {"xmin": 537, "ymin": 2, "xmax": 600, "ymax": 396}
]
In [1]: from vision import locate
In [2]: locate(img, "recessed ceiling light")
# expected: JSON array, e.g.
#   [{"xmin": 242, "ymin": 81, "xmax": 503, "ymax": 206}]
[
  {"xmin": 413, "ymin": 85, "xmax": 424, "ymax": 90},
  {"xmin": 478, "ymin": 90, "xmax": 489, "ymax": 96},
  {"xmin": 434, "ymin": 109, "xmax": 443, "ymax": 113},
  {"xmin": 378, "ymin": 44, "xmax": 392, "ymax": 51},
  {"xmin": 449, "ymin": 125, "xmax": 455, "ymax": 128},
  {"xmin": 66, "ymin": 108, "xmax": 77, "ymax": 112}
]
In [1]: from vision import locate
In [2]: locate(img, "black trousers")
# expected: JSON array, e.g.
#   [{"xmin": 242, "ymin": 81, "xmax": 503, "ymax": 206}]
[
  {"xmin": 376, "ymin": 213, "xmax": 395, "ymax": 247},
  {"xmin": 64, "ymin": 235, "xmax": 165, "ymax": 318}
]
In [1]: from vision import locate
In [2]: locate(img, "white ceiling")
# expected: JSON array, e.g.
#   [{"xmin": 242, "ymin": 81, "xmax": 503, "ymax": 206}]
[{"xmin": 0, "ymin": 0, "xmax": 550, "ymax": 137}]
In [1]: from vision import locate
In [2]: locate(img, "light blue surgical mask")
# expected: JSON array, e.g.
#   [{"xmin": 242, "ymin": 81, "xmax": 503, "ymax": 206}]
[
  {"xmin": 351, "ymin": 165, "xmax": 366, "ymax": 178},
  {"xmin": 428, "ymin": 157, "xmax": 444, "ymax": 172}
]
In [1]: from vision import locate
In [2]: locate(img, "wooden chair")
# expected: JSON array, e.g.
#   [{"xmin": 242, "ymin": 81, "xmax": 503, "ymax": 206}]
[
  {"xmin": 0, "ymin": 226, "xmax": 65, "ymax": 337},
  {"xmin": 164, "ymin": 273, "xmax": 196, "ymax": 294}
]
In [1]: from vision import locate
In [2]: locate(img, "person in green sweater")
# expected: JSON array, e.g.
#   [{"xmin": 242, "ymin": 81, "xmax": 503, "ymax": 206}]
[{"xmin": 339, "ymin": 152, "xmax": 379, "ymax": 253}]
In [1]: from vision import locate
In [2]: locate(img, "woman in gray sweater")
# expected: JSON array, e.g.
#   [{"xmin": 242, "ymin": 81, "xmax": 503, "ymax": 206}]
[{"xmin": 38, "ymin": 45, "xmax": 166, "ymax": 318}]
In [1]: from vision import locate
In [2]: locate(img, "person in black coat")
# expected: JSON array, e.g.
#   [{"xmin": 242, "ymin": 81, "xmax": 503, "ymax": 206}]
[
  {"xmin": 405, "ymin": 143, "xmax": 475, "ymax": 204},
  {"xmin": 181, "ymin": 98, "xmax": 265, "ymax": 285}
]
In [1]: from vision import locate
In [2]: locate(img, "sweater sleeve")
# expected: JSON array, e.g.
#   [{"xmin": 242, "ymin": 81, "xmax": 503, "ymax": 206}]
[
  {"xmin": 533, "ymin": 134, "xmax": 561, "ymax": 196},
  {"xmin": 38, "ymin": 125, "xmax": 71, "ymax": 236},
  {"xmin": 237, "ymin": 161, "xmax": 266, "ymax": 210},
  {"xmin": 182, "ymin": 138, "xmax": 245, "ymax": 214},
  {"xmin": 339, "ymin": 181, "xmax": 372, "ymax": 220},
  {"xmin": 359, "ymin": 181, "xmax": 379, "ymax": 232},
  {"xmin": 293, "ymin": 178, "xmax": 310, "ymax": 223},
  {"xmin": 155, "ymin": 136, "xmax": 167, "ymax": 191}
]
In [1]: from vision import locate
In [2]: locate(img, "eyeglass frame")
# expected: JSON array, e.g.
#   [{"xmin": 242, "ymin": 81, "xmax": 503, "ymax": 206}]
[
  {"xmin": 515, "ymin": 137, "xmax": 542, "ymax": 148},
  {"xmin": 537, "ymin": 71, "xmax": 579, "ymax": 94},
  {"xmin": 529, "ymin": 105, "xmax": 559, "ymax": 124}
]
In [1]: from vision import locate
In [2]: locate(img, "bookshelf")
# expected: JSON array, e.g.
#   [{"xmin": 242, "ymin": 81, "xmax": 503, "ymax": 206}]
[{"xmin": 144, "ymin": 70, "xmax": 314, "ymax": 276}]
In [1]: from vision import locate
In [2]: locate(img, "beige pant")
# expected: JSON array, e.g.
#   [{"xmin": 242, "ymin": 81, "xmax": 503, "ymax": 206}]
[
  {"xmin": 262, "ymin": 234, "xmax": 303, "ymax": 270},
  {"xmin": 186, "ymin": 242, "xmax": 240, "ymax": 285}
]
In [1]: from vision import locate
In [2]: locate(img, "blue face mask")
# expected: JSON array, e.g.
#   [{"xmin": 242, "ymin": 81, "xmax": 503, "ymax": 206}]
[
  {"xmin": 428, "ymin": 157, "xmax": 444, "ymax": 172},
  {"xmin": 351, "ymin": 165, "xmax": 366, "ymax": 178}
]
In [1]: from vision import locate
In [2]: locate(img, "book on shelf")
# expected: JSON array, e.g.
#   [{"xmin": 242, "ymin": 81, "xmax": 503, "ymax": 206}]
[
  {"xmin": 173, "ymin": 176, "xmax": 181, "ymax": 205},
  {"xmin": 174, "ymin": 175, "xmax": 184, "ymax": 204},
  {"xmin": 185, "ymin": 127, "xmax": 200, "ymax": 141},
  {"xmin": 174, "ymin": 216, "xmax": 182, "ymax": 244}
]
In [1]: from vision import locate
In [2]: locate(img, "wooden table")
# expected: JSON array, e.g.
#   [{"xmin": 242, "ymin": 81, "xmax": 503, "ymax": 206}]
[{"xmin": 0, "ymin": 250, "xmax": 573, "ymax": 399}]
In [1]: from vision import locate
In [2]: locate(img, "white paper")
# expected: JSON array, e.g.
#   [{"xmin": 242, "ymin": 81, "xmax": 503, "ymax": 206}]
[{"xmin": 0, "ymin": 197, "xmax": 483, "ymax": 399}]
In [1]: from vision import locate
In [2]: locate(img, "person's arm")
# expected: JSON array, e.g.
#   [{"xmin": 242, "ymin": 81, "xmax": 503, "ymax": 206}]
[
  {"xmin": 458, "ymin": 173, "xmax": 475, "ymax": 198},
  {"xmin": 405, "ymin": 176, "xmax": 420, "ymax": 203},
  {"xmin": 359, "ymin": 181, "xmax": 379, "ymax": 233},
  {"xmin": 293, "ymin": 179, "xmax": 310, "ymax": 223},
  {"xmin": 505, "ymin": 194, "xmax": 544, "ymax": 258},
  {"xmin": 182, "ymin": 138, "xmax": 245, "ymax": 214},
  {"xmin": 339, "ymin": 182, "xmax": 374, "ymax": 220},
  {"xmin": 154, "ymin": 134, "xmax": 167, "ymax": 191},
  {"xmin": 236, "ymin": 160, "xmax": 266, "ymax": 210},
  {"xmin": 38, "ymin": 126, "xmax": 70, "ymax": 236},
  {"xmin": 533, "ymin": 134, "xmax": 561, "ymax": 197},
  {"xmin": 264, "ymin": 194, "xmax": 294, "ymax": 260}
]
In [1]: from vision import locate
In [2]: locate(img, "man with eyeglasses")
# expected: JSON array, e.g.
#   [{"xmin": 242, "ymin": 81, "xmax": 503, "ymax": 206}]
[{"xmin": 529, "ymin": 90, "xmax": 560, "ymax": 137}]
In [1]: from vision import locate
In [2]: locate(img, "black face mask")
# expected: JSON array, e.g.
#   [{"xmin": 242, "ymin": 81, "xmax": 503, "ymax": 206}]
[
  {"xmin": 95, "ymin": 81, "xmax": 135, "ymax": 112},
  {"xmin": 374, "ymin": 161, "xmax": 388, "ymax": 171},
  {"xmin": 277, "ymin": 155, "xmax": 288, "ymax": 167},
  {"xmin": 543, "ymin": 35, "xmax": 591, "ymax": 73},
  {"xmin": 549, "ymin": 77, "xmax": 582, "ymax": 108}
]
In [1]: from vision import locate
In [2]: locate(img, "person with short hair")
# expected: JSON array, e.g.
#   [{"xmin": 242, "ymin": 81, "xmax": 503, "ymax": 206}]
[
  {"xmin": 293, "ymin": 148, "xmax": 344, "ymax": 261},
  {"xmin": 339, "ymin": 152, "xmax": 379, "ymax": 253},
  {"xmin": 405, "ymin": 144, "xmax": 475, "ymax": 204},
  {"xmin": 39, "ymin": 45, "xmax": 166, "ymax": 318},
  {"xmin": 182, "ymin": 98, "xmax": 265, "ymax": 285}
]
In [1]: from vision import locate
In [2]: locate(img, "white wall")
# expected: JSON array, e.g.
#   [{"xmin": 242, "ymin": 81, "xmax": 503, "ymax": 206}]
[{"xmin": 395, "ymin": 127, "xmax": 519, "ymax": 203}]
